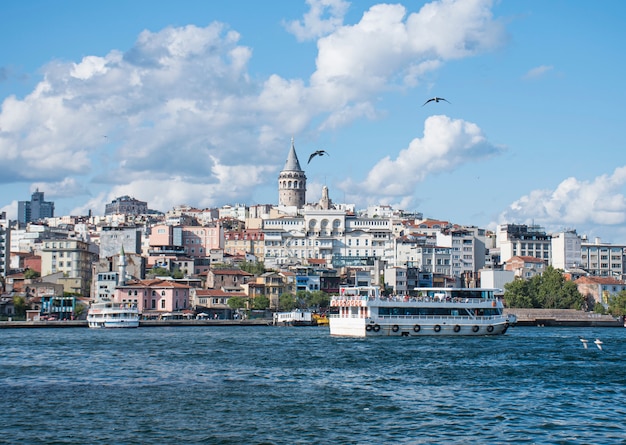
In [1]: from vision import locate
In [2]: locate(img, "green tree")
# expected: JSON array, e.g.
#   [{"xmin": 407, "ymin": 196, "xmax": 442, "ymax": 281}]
[
  {"xmin": 171, "ymin": 267, "xmax": 185, "ymax": 279},
  {"xmin": 295, "ymin": 290, "xmax": 309, "ymax": 309},
  {"xmin": 608, "ymin": 290, "xmax": 626, "ymax": 317},
  {"xmin": 308, "ymin": 290, "xmax": 330, "ymax": 309},
  {"xmin": 24, "ymin": 269, "xmax": 40, "ymax": 279},
  {"xmin": 278, "ymin": 293, "xmax": 296, "ymax": 311},
  {"xmin": 228, "ymin": 296, "xmax": 247, "ymax": 310},
  {"xmin": 151, "ymin": 267, "xmax": 170, "ymax": 276},
  {"xmin": 504, "ymin": 267, "xmax": 583, "ymax": 309},
  {"xmin": 12, "ymin": 295, "xmax": 28, "ymax": 317},
  {"xmin": 504, "ymin": 278, "xmax": 534, "ymax": 308},
  {"xmin": 251, "ymin": 295, "xmax": 270, "ymax": 310},
  {"xmin": 239, "ymin": 261, "xmax": 266, "ymax": 275}
]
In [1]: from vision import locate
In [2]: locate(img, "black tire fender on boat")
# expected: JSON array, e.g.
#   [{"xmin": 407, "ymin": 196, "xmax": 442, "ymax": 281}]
[
  {"xmin": 472, "ymin": 325, "xmax": 480, "ymax": 333},
  {"xmin": 413, "ymin": 324, "xmax": 421, "ymax": 333},
  {"xmin": 365, "ymin": 324, "xmax": 373, "ymax": 331},
  {"xmin": 487, "ymin": 325, "xmax": 494, "ymax": 333},
  {"xmin": 391, "ymin": 325, "xmax": 399, "ymax": 333},
  {"xmin": 373, "ymin": 324, "xmax": 381, "ymax": 332},
  {"xmin": 453, "ymin": 325, "xmax": 461, "ymax": 333},
  {"xmin": 434, "ymin": 324, "xmax": 441, "ymax": 332}
]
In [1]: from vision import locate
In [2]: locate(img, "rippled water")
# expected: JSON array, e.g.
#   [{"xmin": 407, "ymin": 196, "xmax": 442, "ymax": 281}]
[{"xmin": 1, "ymin": 325, "xmax": 625, "ymax": 444}]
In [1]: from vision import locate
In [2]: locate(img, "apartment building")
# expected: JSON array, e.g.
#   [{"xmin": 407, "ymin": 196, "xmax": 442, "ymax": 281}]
[
  {"xmin": 0, "ymin": 212, "xmax": 9, "ymax": 281},
  {"xmin": 497, "ymin": 224, "xmax": 552, "ymax": 264},
  {"xmin": 40, "ymin": 239, "xmax": 99, "ymax": 295},
  {"xmin": 580, "ymin": 238, "xmax": 625, "ymax": 279}
]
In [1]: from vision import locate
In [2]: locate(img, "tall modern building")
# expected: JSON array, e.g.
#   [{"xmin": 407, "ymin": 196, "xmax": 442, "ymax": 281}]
[
  {"xmin": 17, "ymin": 189, "xmax": 55, "ymax": 224},
  {"xmin": 0, "ymin": 212, "xmax": 10, "ymax": 280},
  {"xmin": 278, "ymin": 138, "xmax": 306, "ymax": 208}
]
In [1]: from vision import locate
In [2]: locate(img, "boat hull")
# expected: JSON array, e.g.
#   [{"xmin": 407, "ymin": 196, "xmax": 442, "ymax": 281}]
[{"xmin": 329, "ymin": 317, "xmax": 512, "ymax": 337}]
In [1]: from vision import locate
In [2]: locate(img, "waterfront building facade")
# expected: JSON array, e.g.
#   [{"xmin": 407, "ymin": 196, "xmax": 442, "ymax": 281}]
[
  {"xmin": 114, "ymin": 278, "xmax": 191, "ymax": 316},
  {"xmin": 574, "ymin": 275, "xmax": 626, "ymax": 306}
]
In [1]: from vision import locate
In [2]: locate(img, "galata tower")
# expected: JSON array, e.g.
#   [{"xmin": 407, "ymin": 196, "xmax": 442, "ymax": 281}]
[{"xmin": 278, "ymin": 138, "xmax": 306, "ymax": 208}]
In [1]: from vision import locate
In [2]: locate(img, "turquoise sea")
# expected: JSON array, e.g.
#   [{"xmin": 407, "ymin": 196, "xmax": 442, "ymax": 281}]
[{"xmin": 1, "ymin": 325, "xmax": 625, "ymax": 444}]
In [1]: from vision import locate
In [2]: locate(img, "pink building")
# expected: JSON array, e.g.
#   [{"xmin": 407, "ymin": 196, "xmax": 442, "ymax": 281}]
[
  {"xmin": 114, "ymin": 279, "xmax": 192, "ymax": 315},
  {"xmin": 149, "ymin": 224, "xmax": 223, "ymax": 259}
]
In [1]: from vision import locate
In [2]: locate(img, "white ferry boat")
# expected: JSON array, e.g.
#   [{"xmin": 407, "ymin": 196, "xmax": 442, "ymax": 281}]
[
  {"xmin": 273, "ymin": 310, "xmax": 316, "ymax": 326},
  {"xmin": 329, "ymin": 286, "xmax": 516, "ymax": 337},
  {"xmin": 87, "ymin": 301, "xmax": 140, "ymax": 328}
]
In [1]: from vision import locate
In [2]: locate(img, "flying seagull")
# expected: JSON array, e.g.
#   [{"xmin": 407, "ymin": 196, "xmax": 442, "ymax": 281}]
[
  {"xmin": 579, "ymin": 336, "xmax": 589, "ymax": 349},
  {"xmin": 308, "ymin": 150, "xmax": 329, "ymax": 164},
  {"xmin": 423, "ymin": 97, "xmax": 451, "ymax": 106},
  {"xmin": 594, "ymin": 338, "xmax": 603, "ymax": 351}
]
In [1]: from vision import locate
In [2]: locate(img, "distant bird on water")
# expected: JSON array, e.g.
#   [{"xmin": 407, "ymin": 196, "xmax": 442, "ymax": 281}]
[
  {"xmin": 423, "ymin": 97, "xmax": 450, "ymax": 106},
  {"xmin": 594, "ymin": 338, "xmax": 603, "ymax": 350},
  {"xmin": 308, "ymin": 150, "xmax": 329, "ymax": 164}
]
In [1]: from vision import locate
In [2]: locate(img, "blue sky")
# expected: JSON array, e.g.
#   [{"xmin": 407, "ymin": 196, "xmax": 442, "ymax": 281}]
[{"xmin": 1, "ymin": 0, "xmax": 625, "ymax": 242}]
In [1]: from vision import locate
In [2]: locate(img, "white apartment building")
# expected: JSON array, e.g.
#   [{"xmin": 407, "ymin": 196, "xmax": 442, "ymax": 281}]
[
  {"xmin": 436, "ymin": 227, "xmax": 486, "ymax": 279},
  {"xmin": 550, "ymin": 230, "xmax": 582, "ymax": 270},
  {"xmin": 0, "ymin": 213, "xmax": 9, "ymax": 279},
  {"xmin": 580, "ymin": 238, "xmax": 625, "ymax": 279},
  {"xmin": 497, "ymin": 224, "xmax": 552, "ymax": 265},
  {"xmin": 40, "ymin": 239, "xmax": 99, "ymax": 296}
]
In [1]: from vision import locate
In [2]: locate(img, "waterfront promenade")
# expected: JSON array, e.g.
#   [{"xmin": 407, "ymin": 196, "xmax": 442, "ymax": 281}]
[
  {"xmin": 1, "ymin": 309, "xmax": 623, "ymax": 328},
  {"xmin": 0, "ymin": 319, "xmax": 272, "ymax": 329}
]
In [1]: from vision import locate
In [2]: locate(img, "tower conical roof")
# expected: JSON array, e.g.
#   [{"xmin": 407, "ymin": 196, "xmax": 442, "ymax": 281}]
[{"xmin": 283, "ymin": 137, "xmax": 303, "ymax": 172}]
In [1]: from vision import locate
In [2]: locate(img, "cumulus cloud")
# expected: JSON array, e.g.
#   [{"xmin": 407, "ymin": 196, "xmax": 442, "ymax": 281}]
[
  {"xmin": 0, "ymin": 0, "xmax": 506, "ymax": 214},
  {"xmin": 339, "ymin": 115, "xmax": 504, "ymax": 206},
  {"xmin": 284, "ymin": 0, "xmax": 350, "ymax": 41},
  {"xmin": 498, "ymin": 166, "xmax": 626, "ymax": 230},
  {"xmin": 523, "ymin": 64, "xmax": 554, "ymax": 80}
]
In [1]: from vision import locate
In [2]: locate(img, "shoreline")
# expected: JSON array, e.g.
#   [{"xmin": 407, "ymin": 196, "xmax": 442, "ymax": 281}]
[
  {"xmin": 0, "ymin": 318, "xmax": 623, "ymax": 329},
  {"xmin": 0, "ymin": 319, "xmax": 273, "ymax": 329}
]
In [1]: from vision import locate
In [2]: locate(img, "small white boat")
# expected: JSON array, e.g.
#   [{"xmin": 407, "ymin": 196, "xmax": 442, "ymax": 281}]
[
  {"xmin": 329, "ymin": 286, "xmax": 516, "ymax": 337},
  {"xmin": 273, "ymin": 310, "xmax": 316, "ymax": 326},
  {"xmin": 87, "ymin": 301, "xmax": 140, "ymax": 328}
]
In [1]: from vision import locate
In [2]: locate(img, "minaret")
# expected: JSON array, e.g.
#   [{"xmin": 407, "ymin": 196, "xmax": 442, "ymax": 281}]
[
  {"xmin": 118, "ymin": 245, "xmax": 127, "ymax": 286},
  {"xmin": 278, "ymin": 137, "xmax": 307, "ymax": 208}
]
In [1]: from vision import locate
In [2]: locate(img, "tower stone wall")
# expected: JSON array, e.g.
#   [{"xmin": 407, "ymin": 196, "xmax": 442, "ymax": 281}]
[{"xmin": 278, "ymin": 138, "xmax": 306, "ymax": 208}]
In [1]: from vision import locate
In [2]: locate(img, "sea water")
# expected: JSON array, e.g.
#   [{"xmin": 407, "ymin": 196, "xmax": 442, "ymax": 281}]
[{"xmin": 1, "ymin": 325, "xmax": 625, "ymax": 444}]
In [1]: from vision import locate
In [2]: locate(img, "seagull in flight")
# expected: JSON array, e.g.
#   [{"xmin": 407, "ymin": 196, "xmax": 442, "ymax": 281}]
[
  {"xmin": 579, "ymin": 336, "xmax": 589, "ymax": 349},
  {"xmin": 423, "ymin": 97, "xmax": 451, "ymax": 106},
  {"xmin": 594, "ymin": 338, "xmax": 603, "ymax": 350},
  {"xmin": 308, "ymin": 150, "xmax": 329, "ymax": 164}
]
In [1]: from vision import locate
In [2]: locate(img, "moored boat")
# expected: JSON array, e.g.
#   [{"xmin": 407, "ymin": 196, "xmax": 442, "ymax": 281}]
[
  {"xmin": 87, "ymin": 301, "xmax": 140, "ymax": 328},
  {"xmin": 329, "ymin": 286, "xmax": 516, "ymax": 337}
]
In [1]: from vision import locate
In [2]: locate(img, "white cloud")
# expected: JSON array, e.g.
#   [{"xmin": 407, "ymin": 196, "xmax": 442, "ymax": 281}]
[
  {"xmin": 339, "ymin": 114, "xmax": 503, "ymax": 206},
  {"xmin": 0, "ymin": 200, "xmax": 18, "ymax": 220},
  {"xmin": 0, "ymin": 0, "xmax": 506, "ymax": 214},
  {"xmin": 498, "ymin": 166, "xmax": 626, "ymax": 230},
  {"xmin": 523, "ymin": 64, "xmax": 554, "ymax": 80},
  {"xmin": 284, "ymin": 0, "xmax": 350, "ymax": 42}
]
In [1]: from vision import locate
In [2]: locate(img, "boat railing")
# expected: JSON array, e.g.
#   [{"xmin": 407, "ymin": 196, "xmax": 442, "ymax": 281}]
[
  {"xmin": 378, "ymin": 314, "xmax": 506, "ymax": 321},
  {"xmin": 332, "ymin": 296, "xmax": 497, "ymax": 304}
]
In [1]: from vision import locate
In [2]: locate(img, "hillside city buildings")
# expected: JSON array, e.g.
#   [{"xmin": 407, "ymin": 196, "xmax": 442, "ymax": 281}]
[{"xmin": 2, "ymin": 140, "xmax": 626, "ymax": 319}]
